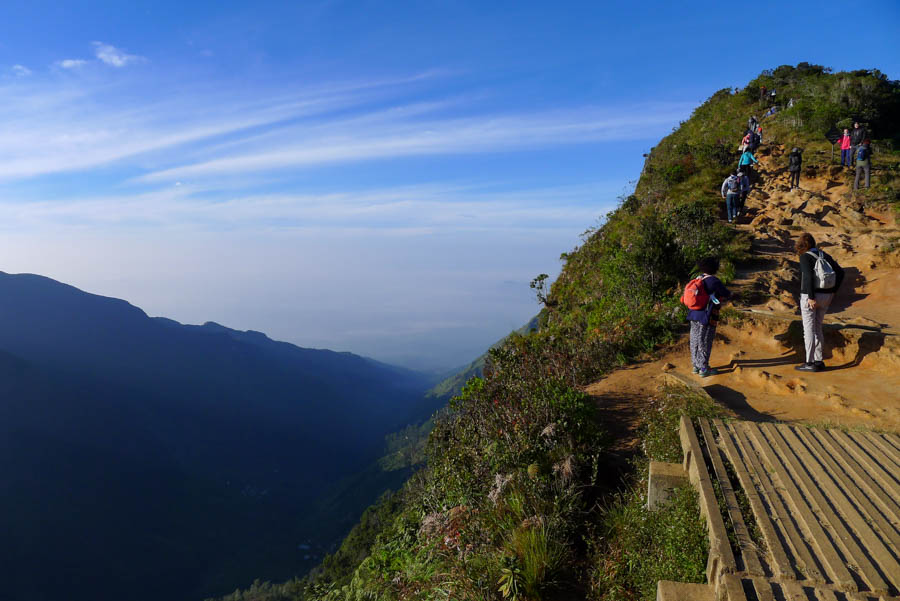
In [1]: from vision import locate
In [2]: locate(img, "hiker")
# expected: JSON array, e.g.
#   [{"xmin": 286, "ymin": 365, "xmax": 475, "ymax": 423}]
[
  {"xmin": 748, "ymin": 115, "xmax": 758, "ymax": 133},
  {"xmin": 837, "ymin": 128, "xmax": 852, "ymax": 167},
  {"xmin": 721, "ymin": 172, "xmax": 742, "ymax": 223},
  {"xmin": 788, "ymin": 147, "xmax": 802, "ymax": 189},
  {"xmin": 795, "ymin": 233, "xmax": 844, "ymax": 372},
  {"xmin": 854, "ymin": 140, "xmax": 872, "ymax": 190},
  {"xmin": 739, "ymin": 170, "xmax": 751, "ymax": 214},
  {"xmin": 739, "ymin": 148, "xmax": 759, "ymax": 182},
  {"xmin": 740, "ymin": 130, "xmax": 752, "ymax": 152},
  {"xmin": 748, "ymin": 128, "xmax": 761, "ymax": 152},
  {"xmin": 850, "ymin": 122, "xmax": 867, "ymax": 164},
  {"xmin": 683, "ymin": 257, "xmax": 732, "ymax": 377}
]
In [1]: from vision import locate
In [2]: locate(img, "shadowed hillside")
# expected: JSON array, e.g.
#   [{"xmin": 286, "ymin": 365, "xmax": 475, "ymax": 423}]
[{"xmin": 0, "ymin": 272, "xmax": 435, "ymax": 601}]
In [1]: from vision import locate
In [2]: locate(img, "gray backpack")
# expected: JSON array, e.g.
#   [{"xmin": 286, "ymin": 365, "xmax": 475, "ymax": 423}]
[{"xmin": 807, "ymin": 250, "xmax": 836, "ymax": 289}]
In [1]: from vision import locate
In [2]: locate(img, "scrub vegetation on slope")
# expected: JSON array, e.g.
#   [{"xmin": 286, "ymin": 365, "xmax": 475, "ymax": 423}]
[{"xmin": 213, "ymin": 64, "xmax": 900, "ymax": 601}]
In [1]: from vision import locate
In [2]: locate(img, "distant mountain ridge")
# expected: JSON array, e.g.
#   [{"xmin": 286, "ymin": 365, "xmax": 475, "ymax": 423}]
[{"xmin": 0, "ymin": 271, "xmax": 435, "ymax": 601}]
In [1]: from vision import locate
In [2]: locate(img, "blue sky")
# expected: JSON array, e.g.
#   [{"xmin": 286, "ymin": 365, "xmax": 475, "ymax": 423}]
[{"xmin": 1, "ymin": 1, "xmax": 898, "ymax": 371}]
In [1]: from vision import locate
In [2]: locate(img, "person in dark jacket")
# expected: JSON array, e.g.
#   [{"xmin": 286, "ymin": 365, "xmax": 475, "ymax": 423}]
[
  {"xmin": 854, "ymin": 140, "xmax": 872, "ymax": 190},
  {"xmin": 738, "ymin": 171, "xmax": 750, "ymax": 215},
  {"xmin": 850, "ymin": 122, "xmax": 867, "ymax": 165},
  {"xmin": 686, "ymin": 257, "xmax": 732, "ymax": 377},
  {"xmin": 788, "ymin": 147, "xmax": 802, "ymax": 189},
  {"xmin": 795, "ymin": 233, "xmax": 845, "ymax": 372}
]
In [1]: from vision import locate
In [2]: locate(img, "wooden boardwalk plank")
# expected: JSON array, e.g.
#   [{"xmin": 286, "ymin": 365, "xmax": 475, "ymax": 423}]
[
  {"xmin": 679, "ymin": 416, "xmax": 737, "ymax": 585},
  {"xmin": 882, "ymin": 432, "xmax": 900, "ymax": 455},
  {"xmin": 757, "ymin": 424, "xmax": 856, "ymax": 589},
  {"xmin": 743, "ymin": 423, "xmax": 833, "ymax": 585},
  {"xmin": 751, "ymin": 577, "xmax": 777, "ymax": 601},
  {"xmin": 791, "ymin": 427, "xmax": 900, "ymax": 595},
  {"xmin": 714, "ymin": 418, "xmax": 794, "ymax": 580},
  {"xmin": 776, "ymin": 425, "xmax": 891, "ymax": 593},
  {"xmin": 721, "ymin": 573, "xmax": 748, "ymax": 601},
  {"xmin": 780, "ymin": 427, "xmax": 900, "ymax": 557},
  {"xmin": 729, "ymin": 421, "xmax": 818, "ymax": 581},
  {"xmin": 780, "ymin": 579, "xmax": 811, "ymax": 601},
  {"xmin": 812, "ymin": 586, "xmax": 839, "ymax": 601},
  {"xmin": 860, "ymin": 432, "xmax": 900, "ymax": 470},
  {"xmin": 810, "ymin": 428, "xmax": 900, "ymax": 529},
  {"xmin": 699, "ymin": 418, "xmax": 765, "ymax": 577},
  {"xmin": 831, "ymin": 430, "xmax": 900, "ymax": 496}
]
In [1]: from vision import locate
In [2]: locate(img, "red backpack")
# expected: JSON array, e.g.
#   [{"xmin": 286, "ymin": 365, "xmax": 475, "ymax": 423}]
[{"xmin": 681, "ymin": 276, "xmax": 710, "ymax": 310}]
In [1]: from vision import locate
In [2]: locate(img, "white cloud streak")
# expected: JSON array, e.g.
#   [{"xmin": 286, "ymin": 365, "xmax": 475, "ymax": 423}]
[
  {"xmin": 11, "ymin": 64, "xmax": 32, "ymax": 76},
  {"xmin": 0, "ymin": 181, "xmax": 612, "ymax": 234},
  {"xmin": 92, "ymin": 41, "xmax": 145, "ymax": 67},
  {"xmin": 56, "ymin": 59, "xmax": 87, "ymax": 69}
]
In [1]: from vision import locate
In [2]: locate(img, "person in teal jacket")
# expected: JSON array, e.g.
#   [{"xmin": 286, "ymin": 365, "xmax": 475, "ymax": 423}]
[{"xmin": 739, "ymin": 149, "xmax": 759, "ymax": 182}]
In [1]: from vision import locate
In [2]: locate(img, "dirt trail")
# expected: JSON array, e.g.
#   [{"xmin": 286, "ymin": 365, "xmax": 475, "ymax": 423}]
[{"xmin": 588, "ymin": 145, "xmax": 900, "ymax": 433}]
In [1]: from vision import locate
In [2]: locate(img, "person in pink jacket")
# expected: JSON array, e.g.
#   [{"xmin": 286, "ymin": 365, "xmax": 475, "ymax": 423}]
[{"xmin": 838, "ymin": 128, "xmax": 852, "ymax": 167}]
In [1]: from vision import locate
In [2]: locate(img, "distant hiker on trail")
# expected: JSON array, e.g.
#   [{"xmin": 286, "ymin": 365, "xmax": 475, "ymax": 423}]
[
  {"xmin": 788, "ymin": 147, "xmax": 803, "ymax": 190},
  {"xmin": 837, "ymin": 129, "xmax": 852, "ymax": 167},
  {"xmin": 795, "ymin": 233, "xmax": 844, "ymax": 372},
  {"xmin": 739, "ymin": 170, "xmax": 751, "ymax": 214},
  {"xmin": 739, "ymin": 148, "xmax": 759, "ymax": 182},
  {"xmin": 748, "ymin": 128, "xmax": 761, "ymax": 153},
  {"xmin": 850, "ymin": 122, "xmax": 867, "ymax": 164},
  {"xmin": 854, "ymin": 140, "xmax": 872, "ymax": 190},
  {"xmin": 721, "ymin": 172, "xmax": 742, "ymax": 223},
  {"xmin": 740, "ymin": 131, "xmax": 752, "ymax": 152},
  {"xmin": 748, "ymin": 115, "xmax": 758, "ymax": 133},
  {"xmin": 683, "ymin": 257, "xmax": 732, "ymax": 378}
]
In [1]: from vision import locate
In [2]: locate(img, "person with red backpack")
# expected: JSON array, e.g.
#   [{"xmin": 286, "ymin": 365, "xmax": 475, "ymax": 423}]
[{"xmin": 683, "ymin": 257, "xmax": 732, "ymax": 377}]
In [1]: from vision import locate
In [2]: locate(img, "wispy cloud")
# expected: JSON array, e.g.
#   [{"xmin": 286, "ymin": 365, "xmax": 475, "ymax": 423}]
[
  {"xmin": 56, "ymin": 59, "xmax": 88, "ymax": 69},
  {"xmin": 11, "ymin": 64, "xmax": 32, "ymax": 77},
  {"xmin": 92, "ymin": 41, "xmax": 145, "ymax": 67},
  {"xmin": 136, "ymin": 103, "xmax": 689, "ymax": 183},
  {"xmin": 0, "ymin": 68, "xmax": 688, "ymax": 197},
  {"xmin": 0, "ymin": 181, "xmax": 613, "ymax": 234}
]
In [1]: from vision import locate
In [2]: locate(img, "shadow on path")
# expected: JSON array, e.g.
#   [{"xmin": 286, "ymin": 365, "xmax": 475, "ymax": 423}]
[
  {"xmin": 702, "ymin": 384, "xmax": 780, "ymax": 422},
  {"xmin": 830, "ymin": 330, "xmax": 886, "ymax": 371},
  {"xmin": 829, "ymin": 267, "xmax": 869, "ymax": 312}
]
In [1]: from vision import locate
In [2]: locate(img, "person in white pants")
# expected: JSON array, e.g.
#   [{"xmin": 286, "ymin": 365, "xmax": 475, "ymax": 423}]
[{"xmin": 795, "ymin": 233, "xmax": 844, "ymax": 372}]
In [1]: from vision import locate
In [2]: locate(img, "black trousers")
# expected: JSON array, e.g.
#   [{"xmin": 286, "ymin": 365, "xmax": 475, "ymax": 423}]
[{"xmin": 789, "ymin": 170, "xmax": 800, "ymax": 188}]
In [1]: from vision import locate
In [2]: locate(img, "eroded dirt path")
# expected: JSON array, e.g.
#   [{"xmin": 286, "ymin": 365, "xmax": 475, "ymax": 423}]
[{"xmin": 587, "ymin": 145, "xmax": 900, "ymax": 433}]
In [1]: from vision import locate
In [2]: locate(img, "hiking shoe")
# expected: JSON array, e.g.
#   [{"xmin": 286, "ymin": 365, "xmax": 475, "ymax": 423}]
[
  {"xmin": 691, "ymin": 366, "xmax": 699, "ymax": 374},
  {"xmin": 813, "ymin": 361, "xmax": 826, "ymax": 370},
  {"xmin": 699, "ymin": 368, "xmax": 719, "ymax": 377},
  {"xmin": 794, "ymin": 363, "xmax": 820, "ymax": 372}
]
